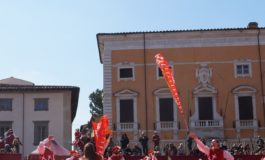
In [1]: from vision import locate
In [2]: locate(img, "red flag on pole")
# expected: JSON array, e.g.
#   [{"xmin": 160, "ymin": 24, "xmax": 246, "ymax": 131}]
[{"xmin": 155, "ymin": 53, "xmax": 189, "ymax": 130}]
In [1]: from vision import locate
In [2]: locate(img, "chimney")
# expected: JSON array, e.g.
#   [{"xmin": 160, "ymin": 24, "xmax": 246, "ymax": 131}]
[{"xmin": 247, "ymin": 22, "xmax": 258, "ymax": 29}]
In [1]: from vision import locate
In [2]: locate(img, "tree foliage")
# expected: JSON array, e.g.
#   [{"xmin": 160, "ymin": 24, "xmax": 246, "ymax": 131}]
[{"xmin": 89, "ymin": 89, "xmax": 103, "ymax": 118}]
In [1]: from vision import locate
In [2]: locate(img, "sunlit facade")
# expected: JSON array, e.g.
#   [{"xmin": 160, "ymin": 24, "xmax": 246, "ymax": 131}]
[
  {"xmin": 97, "ymin": 23, "xmax": 265, "ymax": 148},
  {"xmin": 0, "ymin": 77, "xmax": 79, "ymax": 157}
]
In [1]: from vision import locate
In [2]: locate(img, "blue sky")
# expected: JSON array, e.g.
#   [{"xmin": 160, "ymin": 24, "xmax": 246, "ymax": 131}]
[{"xmin": 0, "ymin": 0, "xmax": 265, "ymax": 139}]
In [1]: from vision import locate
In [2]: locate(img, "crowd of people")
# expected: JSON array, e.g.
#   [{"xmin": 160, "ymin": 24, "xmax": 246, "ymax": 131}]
[
  {"xmin": 70, "ymin": 127, "xmax": 265, "ymax": 160},
  {"xmin": 0, "ymin": 128, "xmax": 23, "ymax": 154}
]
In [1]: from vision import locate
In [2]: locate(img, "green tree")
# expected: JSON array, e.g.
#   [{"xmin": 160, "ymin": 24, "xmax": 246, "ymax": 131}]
[{"xmin": 89, "ymin": 89, "xmax": 103, "ymax": 118}]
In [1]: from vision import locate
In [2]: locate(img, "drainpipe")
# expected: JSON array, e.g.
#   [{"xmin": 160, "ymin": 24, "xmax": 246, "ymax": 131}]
[
  {"xmin": 143, "ymin": 33, "xmax": 148, "ymax": 134},
  {"xmin": 22, "ymin": 92, "xmax": 25, "ymax": 157},
  {"xmin": 257, "ymin": 29, "xmax": 265, "ymax": 125}
]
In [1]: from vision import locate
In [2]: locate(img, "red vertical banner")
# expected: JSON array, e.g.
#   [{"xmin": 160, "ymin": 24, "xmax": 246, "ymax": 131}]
[
  {"xmin": 155, "ymin": 53, "xmax": 188, "ymax": 130},
  {"xmin": 92, "ymin": 115, "xmax": 112, "ymax": 155}
]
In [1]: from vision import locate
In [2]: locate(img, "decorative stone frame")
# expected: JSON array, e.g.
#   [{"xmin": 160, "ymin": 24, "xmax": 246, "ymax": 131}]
[
  {"xmin": 114, "ymin": 89, "xmax": 138, "ymax": 131},
  {"xmin": 154, "ymin": 88, "xmax": 178, "ymax": 132},
  {"xmin": 232, "ymin": 85, "xmax": 257, "ymax": 129},
  {"xmin": 233, "ymin": 59, "xmax": 252, "ymax": 78},
  {"xmin": 117, "ymin": 62, "xmax": 135, "ymax": 81}
]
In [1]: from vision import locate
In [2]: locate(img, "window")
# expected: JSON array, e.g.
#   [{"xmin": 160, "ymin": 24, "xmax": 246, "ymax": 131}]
[
  {"xmin": 158, "ymin": 67, "xmax": 163, "ymax": 77},
  {"xmin": 159, "ymin": 98, "xmax": 174, "ymax": 121},
  {"xmin": 0, "ymin": 99, "xmax": 12, "ymax": 111},
  {"xmin": 120, "ymin": 99, "xmax": 134, "ymax": 123},
  {"xmin": 232, "ymin": 86, "xmax": 257, "ymax": 128},
  {"xmin": 237, "ymin": 64, "xmax": 249, "ymax": 75},
  {"xmin": 117, "ymin": 63, "xmax": 135, "ymax": 81},
  {"xmin": 34, "ymin": 98, "xmax": 48, "ymax": 111},
  {"xmin": 0, "ymin": 121, "xmax": 12, "ymax": 137},
  {"xmin": 119, "ymin": 68, "xmax": 133, "ymax": 79},
  {"xmin": 198, "ymin": 97, "xmax": 213, "ymax": 120},
  {"xmin": 234, "ymin": 61, "xmax": 251, "ymax": 77},
  {"xmin": 115, "ymin": 89, "xmax": 138, "ymax": 131},
  {"xmin": 33, "ymin": 121, "xmax": 49, "ymax": 145},
  {"xmin": 238, "ymin": 96, "xmax": 253, "ymax": 120},
  {"xmin": 154, "ymin": 88, "xmax": 178, "ymax": 130},
  {"xmin": 157, "ymin": 65, "xmax": 173, "ymax": 79}
]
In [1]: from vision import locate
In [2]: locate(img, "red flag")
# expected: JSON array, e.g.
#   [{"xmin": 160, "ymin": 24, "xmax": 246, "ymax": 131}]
[
  {"xmin": 155, "ymin": 53, "xmax": 188, "ymax": 129},
  {"xmin": 92, "ymin": 115, "xmax": 112, "ymax": 155}
]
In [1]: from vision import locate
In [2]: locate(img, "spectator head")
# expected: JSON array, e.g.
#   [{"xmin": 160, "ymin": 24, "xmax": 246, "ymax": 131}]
[
  {"xmin": 148, "ymin": 149, "xmax": 154, "ymax": 155},
  {"xmin": 8, "ymin": 129, "xmax": 13, "ymax": 134},
  {"xmin": 112, "ymin": 146, "xmax": 121, "ymax": 154},
  {"xmin": 83, "ymin": 143, "xmax": 96, "ymax": 159},
  {"xmin": 211, "ymin": 139, "xmax": 220, "ymax": 149},
  {"xmin": 154, "ymin": 131, "xmax": 158, "ymax": 134},
  {"xmin": 134, "ymin": 144, "xmax": 139, "ymax": 148}
]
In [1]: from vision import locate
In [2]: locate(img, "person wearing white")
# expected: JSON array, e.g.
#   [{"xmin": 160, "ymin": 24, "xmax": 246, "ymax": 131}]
[{"xmin": 189, "ymin": 132, "xmax": 234, "ymax": 160}]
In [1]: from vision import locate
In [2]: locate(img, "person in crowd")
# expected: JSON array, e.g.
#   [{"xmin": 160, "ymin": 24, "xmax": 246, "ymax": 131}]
[
  {"xmin": 236, "ymin": 143, "xmax": 244, "ymax": 155},
  {"xmin": 152, "ymin": 131, "xmax": 160, "ymax": 150},
  {"xmin": 79, "ymin": 142, "xmax": 103, "ymax": 160},
  {"xmin": 153, "ymin": 144, "xmax": 161, "ymax": 157},
  {"xmin": 120, "ymin": 133, "xmax": 129, "ymax": 153},
  {"xmin": 132, "ymin": 144, "xmax": 142, "ymax": 156},
  {"xmin": 4, "ymin": 128, "xmax": 15, "ymax": 151},
  {"xmin": 73, "ymin": 129, "xmax": 81, "ymax": 147},
  {"xmin": 220, "ymin": 141, "xmax": 228, "ymax": 150},
  {"xmin": 79, "ymin": 131, "xmax": 91, "ymax": 153},
  {"xmin": 66, "ymin": 150, "xmax": 80, "ymax": 160},
  {"xmin": 169, "ymin": 143, "xmax": 177, "ymax": 156},
  {"xmin": 108, "ymin": 146, "xmax": 125, "ymax": 160},
  {"xmin": 0, "ymin": 137, "xmax": 5, "ymax": 153},
  {"xmin": 243, "ymin": 144, "xmax": 251, "ymax": 155},
  {"xmin": 141, "ymin": 149, "xmax": 158, "ymax": 160},
  {"xmin": 189, "ymin": 132, "xmax": 234, "ymax": 160},
  {"xmin": 187, "ymin": 134, "xmax": 193, "ymax": 154},
  {"xmin": 139, "ymin": 131, "xmax": 149, "ymax": 155},
  {"xmin": 163, "ymin": 144, "xmax": 170, "ymax": 157},
  {"xmin": 124, "ymin": 144, "xmax": 132, "ymax": 156},
  {"xmin": 229, "ymin": 143, "xmax": 238, "ymax": 155},
  {"xmin": 105, "ymin": 137, "xmax": 115, "ymax": 157},
  {"xmin": 190, "ymin": 145, "xmax": 205, "ymax": 159},
  {"xmin": 177, "ymin": 143, "xmax": 185, "ymax": 156},
  {"xmin": 255, "ymin": 135, "xmax": 264, "ymax": 153},
  {"xmin": 12, "ymin": 136, "xmax": 23, "ymax": 153}
]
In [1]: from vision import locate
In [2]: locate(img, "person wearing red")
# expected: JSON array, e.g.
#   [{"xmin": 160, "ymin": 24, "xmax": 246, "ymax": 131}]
[
  {"xmin": 141, "ymin": 149, "xmax": 158, "ymax": 160},
  {"xmin": 66, "ymin": 150, "xmax": 80, "ymax": 160},
  {"xmin": 108, "ymin": 146, "xmax": 125, "ymax": 160},
  {"xmin": 189, "ymin": 132, "xmax": 234, "ymax": 160},
  {"xmin": 5, "ymin": 129, "xmax": 15, "ymax": 146},
  {"xmin": 73, "ymin": 129, "xmax": 81, "ymax": 146}
]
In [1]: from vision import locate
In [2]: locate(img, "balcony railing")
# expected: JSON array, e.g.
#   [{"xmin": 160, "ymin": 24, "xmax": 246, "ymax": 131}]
[
  {"xmin": 190, "ymin": 120, "xmax": 223, "ymax": 128},
  {"xmin": 235, "ymin": 120, "xmax": 258, "ymax": 128},
  {"xmin": 156, "ymin": 121, "xmax": 177, "ymax": 130},
  {"xmin": 116, "ymin": 122, "xmax": 138, "ymax": 131}
]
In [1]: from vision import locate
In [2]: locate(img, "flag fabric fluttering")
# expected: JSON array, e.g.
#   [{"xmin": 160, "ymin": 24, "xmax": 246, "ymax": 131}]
[
  {"xmin": 155, "ymin": 53, "xmax": 189, "ymax": 130},
  {"xmin": 92, "ymin": 115, "xmax": 112, "ymax": 155}
]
